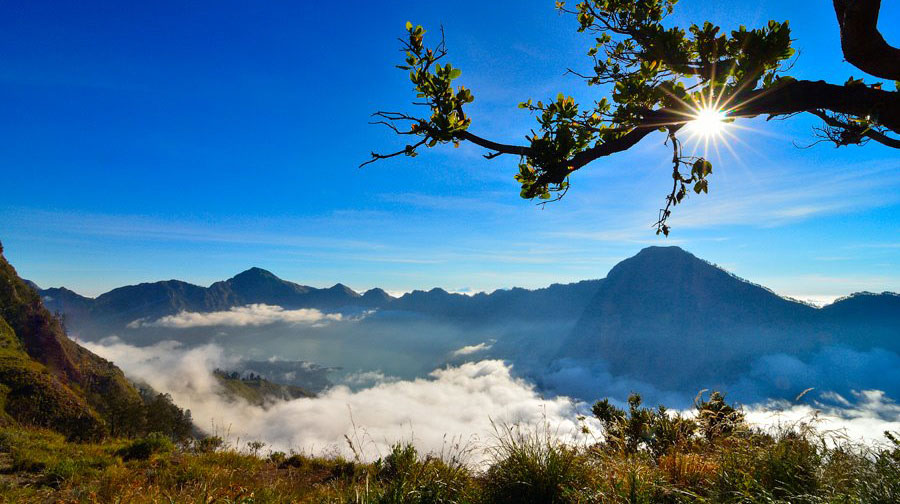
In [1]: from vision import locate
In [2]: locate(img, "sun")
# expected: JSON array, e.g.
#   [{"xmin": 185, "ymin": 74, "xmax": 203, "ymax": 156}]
[{"xmin": 688, "ymin": 106, "xmax": 728, "ymax": 138}]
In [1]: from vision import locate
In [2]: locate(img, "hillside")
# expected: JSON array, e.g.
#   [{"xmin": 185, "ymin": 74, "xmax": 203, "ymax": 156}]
[
  {"xmin": 0, "ymin": 242, "xmax": 194, "ymax": 441},
  {"xmin": 0, "ymin": 242, "xmax": 148, "ymax": 440},
  {"xmin": 0, "ymin": 394, "xmax": 896, "ymax": 503},
  {"xmin": 213, "ymin": 369, "xmax": 314, "ymax": 406}
]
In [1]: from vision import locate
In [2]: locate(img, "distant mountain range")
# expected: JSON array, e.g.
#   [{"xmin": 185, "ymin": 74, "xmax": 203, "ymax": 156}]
[
  {"xmin": 37, "ymin": 265, "xmax": 603, "ymax": 332},
  {"xmin": 33, "ymin": 246, "xmax": 900, "ymax": 398}
]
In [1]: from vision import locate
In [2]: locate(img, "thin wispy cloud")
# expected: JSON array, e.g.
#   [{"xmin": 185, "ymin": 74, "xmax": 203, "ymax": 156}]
[{"xmin": 451, "ymin": 341, "xmax": 493, "ymax": 357}]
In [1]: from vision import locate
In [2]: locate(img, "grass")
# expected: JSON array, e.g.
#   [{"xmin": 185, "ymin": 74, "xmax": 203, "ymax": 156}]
[{"xmin": 0, "ymin": 416, "xmax": 896, "ymax": 503}]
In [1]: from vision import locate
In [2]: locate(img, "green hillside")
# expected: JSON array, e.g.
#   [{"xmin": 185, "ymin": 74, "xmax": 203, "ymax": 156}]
[
  {"xmin": 0, "ymin": 316, "xmax": 105, "ymax": 440},
  {"xmin": 0, "ymin": 242, "xmax": 189, "ymax": 441}
]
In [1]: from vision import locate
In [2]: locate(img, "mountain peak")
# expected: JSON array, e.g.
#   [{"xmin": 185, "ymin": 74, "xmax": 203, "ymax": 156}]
[
  {"xmin": 606, "ymin": 245, "xmax": 704, "ymax": 281},
  {"xmin": 632, "ymin": 245, "xmax": 694, "ymax": 259},
  {"xmin": 363, "ymin": 287, "xmax": 393, "ymax": 300},
  {"xmin": 232, "ymin": 267, "xmax": 280, "ymax": 281},
  {"xmin": 327, "ymin": 283, "xmax": 360, "ymax": 297}
]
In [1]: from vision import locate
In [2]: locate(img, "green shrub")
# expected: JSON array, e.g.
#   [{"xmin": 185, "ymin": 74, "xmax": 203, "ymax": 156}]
[
  {"xmin": 191, "ymin": 435, "xmax": 224, "ymax": 454},
  {"xmin": 483, "ymin": 424, "xmax": 590, "ymax": 504},
  {"xmin": 592, "ymin": 393, "xmax": 697, "ymax": 457},
  {"xmin": 372, "ymin": 443, "xmax": 474, "ymax": 504},
  {"xmin": 117, "ymin": 432, "xmax": 174, "ymax": 461}
]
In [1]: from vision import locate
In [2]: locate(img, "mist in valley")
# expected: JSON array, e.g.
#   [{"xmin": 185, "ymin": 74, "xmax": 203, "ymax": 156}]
[{"xmin": 80, "ymin": 298, "xmax": 900, "ymax": 459}]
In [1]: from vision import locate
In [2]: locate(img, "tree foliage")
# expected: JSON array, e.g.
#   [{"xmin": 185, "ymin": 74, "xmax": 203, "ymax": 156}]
[{"xmin": 367, "ymin": 0, "xmax": 899, "ymax": 235}]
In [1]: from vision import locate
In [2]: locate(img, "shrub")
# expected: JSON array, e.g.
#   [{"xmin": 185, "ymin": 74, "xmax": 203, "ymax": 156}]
[
  {"xmin": 592, "ymin": 393, "xmax": 697, "ymax": 457},
  {"xmin": 117, "ymin": 432, "xmax": 174, "ymax": 461},
  {"xmin": 483, "ymin": 424, "xmax": 590, "ymax": 504},
  {"xmin": 194, "ymin": 435, "xmax": 224, "ymax": 453},
  {"xmin": 372, "ymin": 443, "xmax": 474, "ymax": 504},
  {"xmin": 856, "ymin": 431, "xmax": 900, "ymax": 504}
]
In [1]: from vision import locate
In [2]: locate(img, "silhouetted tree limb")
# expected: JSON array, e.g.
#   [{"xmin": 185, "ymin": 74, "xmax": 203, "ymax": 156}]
[{"xmin": 832, "ymin": 0, "xmax": 900, "ymax": 81}]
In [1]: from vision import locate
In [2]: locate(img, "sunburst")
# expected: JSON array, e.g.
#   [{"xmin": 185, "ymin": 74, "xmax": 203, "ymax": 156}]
[{"xmin": 687, "ymin": 106, "xmax": 728, "ymax": 139}]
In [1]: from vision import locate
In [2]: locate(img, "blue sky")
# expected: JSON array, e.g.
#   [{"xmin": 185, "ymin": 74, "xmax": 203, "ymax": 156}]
[{"xmin": 1, "ymin": 0, "xmax": 898, "ymax": 302}]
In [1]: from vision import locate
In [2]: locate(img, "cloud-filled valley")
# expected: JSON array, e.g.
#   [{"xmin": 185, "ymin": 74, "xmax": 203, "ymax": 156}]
[
  {"xmin": 84, "ymin": 337, "xmax": 900, "ymax": 462},
  {"xmin": 84, "ymin": 338, "xmax": 599, "ymax": 462},
  {"xmin": 46, "ymin": 246, "xmax": 900, "ymax": 457}
]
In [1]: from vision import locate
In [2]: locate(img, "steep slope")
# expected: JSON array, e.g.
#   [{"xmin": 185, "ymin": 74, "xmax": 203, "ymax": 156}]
[
  {"xmin": 0, "ymin": 316, "xmax": 105, "ymax": 440},
  {"xmin": 560, "ymin": 247, "xmax": 821, "ymax": 390},
  {"xmin": 0, "ymin": 242, "xmax": 143, "ymax": 440}
]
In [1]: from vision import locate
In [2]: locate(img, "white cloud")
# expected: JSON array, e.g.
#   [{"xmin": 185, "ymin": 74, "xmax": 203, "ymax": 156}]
[
  {"xmin": 130, "ymin": 304, "xmax": 344, "ymax": 328},
  {"xmin": 452, "ymin": 342, "xmax": 494, "ymax": 357},
  {"xmin": 84, "ymin": 340, "xmax": 599, "ymax": 463},
  {"xmin": 83, "ymin": 339, "xmax": 900, "ymax": 465},
  {"xmin": 743, "ymin": 390, "xmax": 900, "ymax": 446}
]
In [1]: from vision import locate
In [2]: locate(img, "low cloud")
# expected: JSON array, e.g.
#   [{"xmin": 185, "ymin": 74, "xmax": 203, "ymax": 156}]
[
  {"xmin": 129, "ymin": 304, "xmax": 344, "ymax": 328},
  {"xmin": 83, "ymin": 338, "xmax": 900, "ymax": 463},
  {"xmin": 452, "ymin": 341, "xmax": 493, "ymax": 357},
  {"xmin": 743, "ymin": 390, "xmax": 900, "ymax": 445},
  {"xmin": 84, "ymin": 339, "xmax": 598, "ymax": 462}
]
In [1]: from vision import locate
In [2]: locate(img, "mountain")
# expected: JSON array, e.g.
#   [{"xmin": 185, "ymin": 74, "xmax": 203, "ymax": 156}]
[
  {"xmin": 0, "ymin": 242, "xmax": 144, "ymax": 440},
  {"xmin": 33, "ymin": 246, "xmax": 900, "ymax": 395},
  {"xmin": 389, "ymin": 280, "xmax": 604, "ymax": 323},
  {"xmin": 38, "ymin": 267, "xmax": 605, "ymax": 334},
  {"xmin": 558, "ymin": 246, "xmax": 895, "ymax": 391},
  {"xmin": 819, "ymin": 291, "xmax": 900, "ymax": 350}
]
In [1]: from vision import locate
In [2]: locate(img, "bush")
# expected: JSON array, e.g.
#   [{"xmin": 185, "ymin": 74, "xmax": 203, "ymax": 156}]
[
  {"xmin": 856, "ymin": 432, "xmax": 900, "ymax": 504},
  {"xmin": 372, "ymin": 443, "xmax": 474, "ymax": 504},
  {"xmin": 592, "ymin": 393, "xmax": 697, "ymax": 457},
  {"xmin": 483, "ymin": 424, "xmax": 590, "ymax": 504},
  {"xmin": 194, "ymin": 434, "xmax": 224, "ymax": 453},
  {"xmin": 117, "ymin": 432, "xmax": 174, "ymax": 461}
]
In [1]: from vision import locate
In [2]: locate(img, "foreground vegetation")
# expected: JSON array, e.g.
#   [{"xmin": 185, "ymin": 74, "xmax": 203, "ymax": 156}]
[{"xmin": 0, "ymin": 392, "xmax": 897, "ymax": 503}]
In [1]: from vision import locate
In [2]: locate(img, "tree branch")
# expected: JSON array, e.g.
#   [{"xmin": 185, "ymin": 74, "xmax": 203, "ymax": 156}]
[
  {"xmin": 730, "ymin": 79, "xmax": 900, "ymax": 133},
  {"xmin": 457, "ymin": 131, "xmax": 531, "ymax": 156},
  {"xmin": 832, "ymin": 0, "xmax": 900, "ymax": 80},
  {"xmin": 808, "ymin": 109, "xmax": 900, "ymax": 148}
]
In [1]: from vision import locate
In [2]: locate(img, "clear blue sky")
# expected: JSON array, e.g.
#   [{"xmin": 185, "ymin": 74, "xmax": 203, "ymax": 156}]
[{"xmin": 1, "ymin": 0, "xmax": 898, "ymax": 303}]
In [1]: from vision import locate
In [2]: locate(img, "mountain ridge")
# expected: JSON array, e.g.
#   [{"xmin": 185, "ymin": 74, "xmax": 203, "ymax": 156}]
[
  {"xmin": 34, "ymin": 247, "xmax": 900, "ymax": 363},
  {"xmin": 35, "ymin": 251, "xmax": 896, "ymax": 311}
]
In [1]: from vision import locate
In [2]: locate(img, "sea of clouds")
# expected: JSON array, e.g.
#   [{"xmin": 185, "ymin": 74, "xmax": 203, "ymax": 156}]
[
  {"xmin": 84, "ymin": 335, "xmax": 900, "ymax": 462},
  {"xmin": 85, "ymin": 338, "xmax": 599, "ymax": 462}
]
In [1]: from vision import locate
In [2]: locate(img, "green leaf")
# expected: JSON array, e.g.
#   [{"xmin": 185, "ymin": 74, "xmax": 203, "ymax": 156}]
[{"xmin": 405, "ymin": 21, "xmax": 412, "ymax": 31}]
